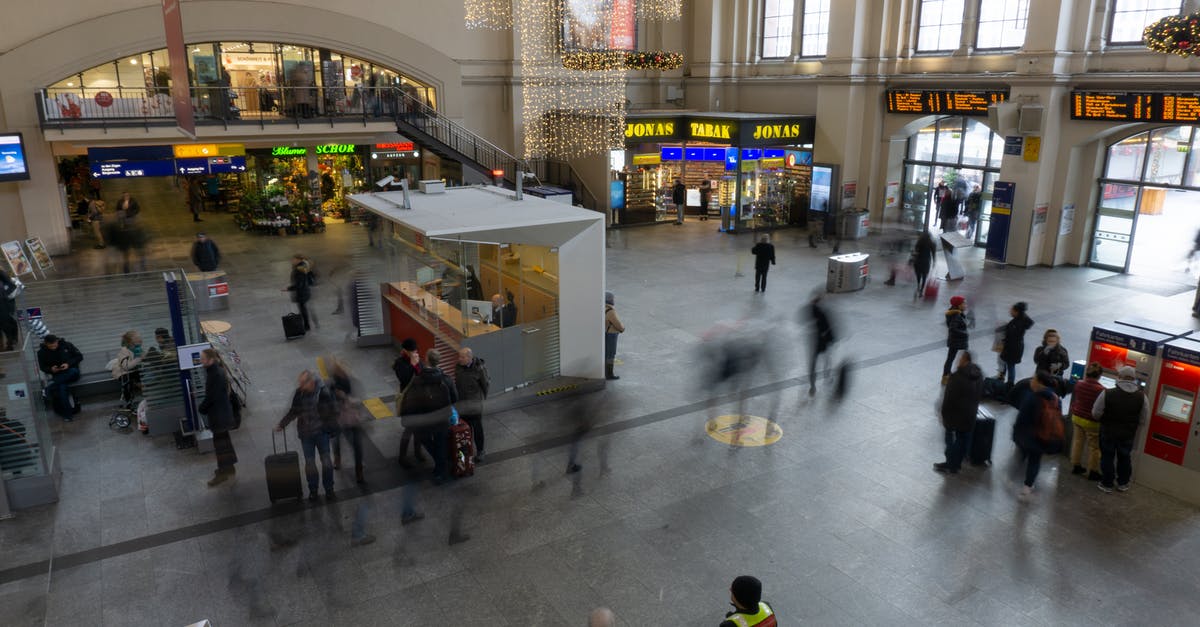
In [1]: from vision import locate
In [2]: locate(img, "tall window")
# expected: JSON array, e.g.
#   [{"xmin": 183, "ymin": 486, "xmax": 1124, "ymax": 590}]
[
  {"xmin": 1109, "ymin": 0, "xmax": 1182, "ymax": 45},
  {"xmin": 762, "ymin": 0, "xmax": 794, "ymax": 59},
  {"xmin": 976, "ymin": 0, "xmax": 1029, "ymax": 50},
  {"xmin": 916, "ymin": 0, "xmax": 965, "ymax": 52},
  {"xmin": 800, "ymin": 0, "xmax": 832, "ymax": 57}
]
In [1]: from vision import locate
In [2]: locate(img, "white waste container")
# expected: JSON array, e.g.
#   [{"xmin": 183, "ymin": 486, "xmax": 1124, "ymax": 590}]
[
  {"xmin": 827, "ymin": 253, "xmax": 870, "ymax": 293},
  {"xmin": 839, "ymin": 210, "xmax": 870, "ymax": 240}
]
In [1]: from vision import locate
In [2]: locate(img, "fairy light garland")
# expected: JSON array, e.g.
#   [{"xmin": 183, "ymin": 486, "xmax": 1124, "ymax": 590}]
[
  {"xmin": 623, "ymin": 50, "xmax": 684, "ymax": 70},
  {"xmin": 636, "ymin": 0, "xmax": 682, "ymax": 21},
  {"xmin": 465, "ymin": 0, "xmax": 513, "ymax": 30},
  {"xmin": 1144, "ymin": 13, "xmax": 1200, "ymax": 57}
]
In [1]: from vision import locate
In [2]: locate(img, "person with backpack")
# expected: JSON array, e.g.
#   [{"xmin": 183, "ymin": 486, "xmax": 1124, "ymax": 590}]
[
  {"xmin": 455, "ymin": 347, "xmax": 490, "ymax": 462},
  {"xmin": 997, "ymin": 302, "xmax": 1034, "ymax": 384},
  {"xmin": 1069, "ymin": 362, "xmax": 1108, "ymax": 481},
  {"xmin": 398, "ymin": 350, "xmax": 458, "ymax": 484},
  {"xmin": 275, "ymin": 370, "xmax": 340, "ymax": 502},
  {"xmin": 1092, "ymin": 366, "xmax": 1149, "ymax": 493},
  {"xmin": 393, "ymin": 338, "xmax": 427, "ymax": 467},
  {"xmin": 1012, "ymin": 370, "xmax": 1063, "ymax": 501},
  {"xmin": 942, "ymin": 295, "xmax": 970, "ymax": 385},
  {"xmin": 935, "ymin": 351, "xmax": 983, "ymax": 474},
  {"xmin": 604, "ymin": 292, "xmax": 625, "ymax": 380}
]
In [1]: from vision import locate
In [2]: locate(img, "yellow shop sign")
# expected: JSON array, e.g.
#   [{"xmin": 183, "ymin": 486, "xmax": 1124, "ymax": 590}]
[
  {"xmin": 751, "ymin": 123, "xmax": 804, "ymax": 141},
  {"xmin": 689, "ymin": 121, "xmax": 733, "ymax": 140},
  {"xmin": 625, "ymin": 121, "xmax": 676, "ymax": 138}
]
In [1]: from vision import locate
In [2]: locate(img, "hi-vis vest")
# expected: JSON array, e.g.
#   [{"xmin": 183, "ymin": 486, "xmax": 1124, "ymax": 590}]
[{"xmin": 725, "ymin": 602, "xmax": 776, "ymax": 627}]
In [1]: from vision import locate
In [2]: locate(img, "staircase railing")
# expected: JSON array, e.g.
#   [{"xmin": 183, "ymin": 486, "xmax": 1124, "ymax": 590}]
[
  {"xmin": 391, "ymin": 88, "xmax": 528, "ymax": 183},
  {"xmin": 528, "ymin": 158, "xmax": 603, "ymax": 213}
]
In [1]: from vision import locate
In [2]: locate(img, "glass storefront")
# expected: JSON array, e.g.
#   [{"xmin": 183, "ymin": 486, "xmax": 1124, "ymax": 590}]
[
  {"xmin": 900, "ymin": 116, "xmax": 1003, "ymax": 244},
  {"xmin": 614, "ymin": 114, "xmax": 815, "ymax": 231},
  {"xmin": 1092, "ymin": 126, "xmax": 1200, "ymax": 276}
]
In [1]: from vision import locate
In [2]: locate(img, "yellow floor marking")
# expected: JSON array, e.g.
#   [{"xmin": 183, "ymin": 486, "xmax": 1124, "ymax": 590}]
[
  {"xmin": 705, "ymin": 414, "xmax": 783, "ymax": 447},
  {"xmin": 363, "ymin": 398, "xmax": 392, "ymax": 420}
]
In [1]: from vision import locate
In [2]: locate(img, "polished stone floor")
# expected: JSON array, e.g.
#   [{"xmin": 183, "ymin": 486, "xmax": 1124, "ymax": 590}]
[{"xmin": 2, "ymin": 185, "xmax": 1200, "ymax": 626}]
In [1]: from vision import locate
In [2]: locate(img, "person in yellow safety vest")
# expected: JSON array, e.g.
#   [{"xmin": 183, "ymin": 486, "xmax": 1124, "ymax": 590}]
[{"xmin": 720, "ymin": 575, "xmax": 777, "ymax": 627}]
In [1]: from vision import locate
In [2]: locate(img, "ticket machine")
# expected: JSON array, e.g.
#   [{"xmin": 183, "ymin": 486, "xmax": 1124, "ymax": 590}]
[
  {"xmin": 1139, "ymin": 337, "xmax": 1200, "ymax": 506},
  {"xmin": 1086, "ymin": 323, "xmax": 1176, "ymax": 384}
]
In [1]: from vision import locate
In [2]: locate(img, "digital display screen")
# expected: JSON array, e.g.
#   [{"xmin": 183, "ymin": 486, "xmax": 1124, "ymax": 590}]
[
  {"xmin": 562, "ymin": 0, "xmax": 635, "ymax": 51},
  {"xmin": 659, "ymin": 147, "xmax": 683, "ymax": 161},
  {"xmin": 811, "ymin": 165, "xmax": 833, "ymax": 212},
  {"xmin": 1070, "ymin": 91, "xmax": 1200, "ymax": 123},
  {"xmin": 1157, "ymin": 387, "xmax": 1194, "ymax": 422},
  {"xmin": 0, "ymin": 133, "xmax": 31, "ymax": 182},
  {"xmin": 885, "ymin": 89, "xmax": 1008, "ymax": 116}
]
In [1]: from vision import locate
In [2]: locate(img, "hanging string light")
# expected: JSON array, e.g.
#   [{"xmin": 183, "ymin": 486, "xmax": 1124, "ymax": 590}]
[
  {"xmin": 1144, "ymin": 13, "xmax": 1200, "ymax": 57},
  {"xmin": 465, "ymin": 0, "xmax": 513, "ymax": 30},
  {"xmin": 519, "ymin": 0, "xmax": 627, "ymax": 159},
  {"xmin": 636, "ymin": 0, "xmax": 682, "ymax": 21}
]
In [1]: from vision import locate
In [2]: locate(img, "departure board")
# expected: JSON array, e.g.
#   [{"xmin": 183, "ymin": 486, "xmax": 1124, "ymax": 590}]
[
  {"xmin": 1071, "ymin": 91, "xmax": 1200, "ymax": 123},
  {"xmin": 885, "ymin": 89, "xmax": 1008, "ymax": 116}
]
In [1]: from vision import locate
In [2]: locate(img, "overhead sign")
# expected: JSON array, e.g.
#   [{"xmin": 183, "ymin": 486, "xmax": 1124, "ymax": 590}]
[
  {"xmin": 270, "ymin": 144, "xmax": 358, "ymax": 156},
  {"xmin": 885, "ymin": 89, "xmax": 1008, "ymax": 116},
  {"xmin": 1071, "ymin": 91, "xmax": 1200, "ymax": 123},
  {"xmin": 92, "ymin": 160, "xmax": 177, "ymax": 179},
  {"xmin": 625, "ymin": 120, "xmax": 678, "ymax": 140},
  {"xmin": 173, "ymin": 144, "xmax": 218, "ymax": 158},
  {"xmin": 374, "ymin": 142, "xmax": 415, "ymax": 151},
  {"xmin": 689, "ymin": 119, "xmax": 735, "ymax": 141}
]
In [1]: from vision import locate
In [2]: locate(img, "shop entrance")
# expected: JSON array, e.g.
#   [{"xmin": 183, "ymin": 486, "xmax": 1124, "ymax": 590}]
[{"xmin": 1092, "ymin": 126, "xmax": 1200, "ymax": 278}]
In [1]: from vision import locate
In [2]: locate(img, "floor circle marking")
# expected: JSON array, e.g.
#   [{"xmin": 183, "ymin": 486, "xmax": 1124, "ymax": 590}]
[{"xmin": 705, "ymin": 415, "xmax": 782, "ymax": 447}]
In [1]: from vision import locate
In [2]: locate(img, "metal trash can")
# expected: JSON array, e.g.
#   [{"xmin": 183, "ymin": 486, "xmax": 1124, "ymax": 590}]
[
  {"xmin": 827, "ymin": 253, "xmax": 870, "ymax": 293},
  {"xmin": 838, "ymin": 210, "xmax": 870, "ymax": 240}
]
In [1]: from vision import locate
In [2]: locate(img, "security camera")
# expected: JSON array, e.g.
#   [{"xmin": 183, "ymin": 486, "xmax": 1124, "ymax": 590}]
[{"xmin": 375, "ymin": 175, "xmax": 395, "ymax": 188}]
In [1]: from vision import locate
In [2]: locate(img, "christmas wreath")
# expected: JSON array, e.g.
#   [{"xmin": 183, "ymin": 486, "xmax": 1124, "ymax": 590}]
[{"xmin": 1144, "ymin": 13, "xmax": 1200, "ymax": 57}]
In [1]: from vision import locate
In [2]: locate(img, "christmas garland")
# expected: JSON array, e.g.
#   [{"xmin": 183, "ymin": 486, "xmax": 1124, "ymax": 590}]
[
  {"xmin": 1144, "ymin": 13, "xmax": 1200, "ymax": 57},
  {"xmin": 561, "ymin": 50, "xmax": 684, "ymax": 71}
]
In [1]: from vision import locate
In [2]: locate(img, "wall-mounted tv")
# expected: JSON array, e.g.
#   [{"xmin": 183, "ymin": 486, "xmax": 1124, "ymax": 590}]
[{"xmin": 0, "ymin": 133, "xmax": 31, "ymax": 183}]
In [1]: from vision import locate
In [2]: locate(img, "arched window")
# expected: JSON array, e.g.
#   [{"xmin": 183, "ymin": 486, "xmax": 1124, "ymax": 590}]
[
  {"xmin": 900, "ymin": 116, "xmax": 1004, "ymax": 244},
  {"xmin": 1091, "ymin": 126, "xmax": 1200, "ymax": 275}
]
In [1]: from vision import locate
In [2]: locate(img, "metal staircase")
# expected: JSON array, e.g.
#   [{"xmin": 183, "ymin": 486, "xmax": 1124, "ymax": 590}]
[{"xmin": 392, "ymin": 89, "xmax": 527, "ymax": 185}]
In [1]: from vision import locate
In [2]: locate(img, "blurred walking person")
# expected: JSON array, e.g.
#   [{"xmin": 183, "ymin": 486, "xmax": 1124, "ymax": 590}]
[
  {"xmin": 604, "ymin": 292, "xmax": 625, "ymax": 380},
  {"xmin": 284, "ymin": 254, "xmax": 316, "ymax": 332},
  {"xmin": 455, "ymin": 347, "xmax": 490, "ymax": 462},
  {"xmin": 1012, "ymin": 371, "xmax": 1060, "ymax": 501},
  {"xmin": 398, "ymin": 350, "xmax": 457, "ymax": 484},
  {"xmin": 199, "ymin": 349, "xmax": 237, "ymax": 486},
  {"xmin": 751, "ymin": 235, "xmax": 776, "ymax": 293},
  {"xmin": 942, "ymin": 295, "xmax": 970, "ymax": 385},
  {"xmin": 912, "ymin": 229, "xmax": 937, "ymax": 299},
  {"xmin": 934, "ymin": 351, "xmax": 982, "ymax": 474},
  {"xmin": 328, "ymin": 358, "xmax": 366, "ymax": 484},
  {"xmin": 393, "ymin": 338, "xmax": 427, "ymax": 467},
  {"xmin": 806, "ymin": 294, "xmax": 836, "ymax": 397}
]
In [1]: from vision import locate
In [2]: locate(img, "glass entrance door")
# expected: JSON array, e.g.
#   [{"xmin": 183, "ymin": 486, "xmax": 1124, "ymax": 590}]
[{"xmin": 1090, "ymin": 182, "xmax": 1140, "ymax": 271}]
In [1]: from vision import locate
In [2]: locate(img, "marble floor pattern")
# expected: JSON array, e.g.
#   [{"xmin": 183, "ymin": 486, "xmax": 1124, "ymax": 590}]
[{"xmin": 2, "ymin": 187, "xmax": 1200, "ymax": 626}]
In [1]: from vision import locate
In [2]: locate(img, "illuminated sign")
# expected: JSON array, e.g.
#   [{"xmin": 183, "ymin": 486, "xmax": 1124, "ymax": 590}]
[
  {"xmin": 885, "ymin": 89, "xmax": 1008, "ymax": 116},
  {"xmin": 270, "ymin": 144, "xmax": 358, "ymax": 157},
  {"xmin": 625, "ymin": 120, "xmax": 676, "ymax": 139},
  {"xmin": 374, "ymin": 142, "xmax": 415, "ymax": 151},
  {"xmin": 751, "ymin": 123, "xmax": 804, "ymax": 141},
  {"xmin": 173, "ymin": 144, "xmax": 218, "ymax": 158},
  {"xmin": 631, "ymin": 154, "xmax": 661, "ymax": 165},
  {"xmin": 689, "ymin": 120, "xmax": 734, "ymax": 140},
  {"xmin": 272, "ymin": 146, "xmax": 307, "ymax": 156},
  {"xmin": 1070, "ymin": 91, "xmax": 1200, "ymax": 123}
]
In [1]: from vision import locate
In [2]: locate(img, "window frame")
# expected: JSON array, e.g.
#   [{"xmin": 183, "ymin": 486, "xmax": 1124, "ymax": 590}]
[
  {"xmin": 915, "ymin": 0, "xmax": 967, "ymax": 54},
  {"xmin": 973, "ymin": 0, "xmax": 1030, "ymax": 52},
  {"xmin": 798, "ymin": 0, "xmax": 832, "ymax": 59},
  {"xmin": 1106, "ymin": 0, "xmax": 1184, "ymax": 46},
  {"xmin": 760, "ymin": 0, "xmax": 796, "ymax": 60}
]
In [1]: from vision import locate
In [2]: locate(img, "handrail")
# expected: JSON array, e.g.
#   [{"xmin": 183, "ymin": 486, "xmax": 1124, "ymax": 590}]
[
  {"xmin": 390, "ymin": 87, "xmax": 529, "ymax": 180},
  {"xmin": 528, "ymin": 158, "xmax": 602, "ymax": 212}
]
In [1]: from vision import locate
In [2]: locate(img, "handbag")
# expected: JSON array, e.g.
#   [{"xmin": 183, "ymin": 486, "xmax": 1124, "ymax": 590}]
[{"xmin": 400, "ymin": 405, "xmax": 452, "ymax": 429}]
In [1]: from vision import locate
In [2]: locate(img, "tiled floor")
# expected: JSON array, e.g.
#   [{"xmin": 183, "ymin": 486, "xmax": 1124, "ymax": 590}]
[{"xmin": 3, "ymin": 188, "xmax": 1200, "ymax": 626}]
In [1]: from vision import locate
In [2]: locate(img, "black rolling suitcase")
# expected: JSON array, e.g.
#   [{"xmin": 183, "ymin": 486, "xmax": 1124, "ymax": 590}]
[
  {"xmin": 282, "ymin": 312, "xmax": 305, "ymax": 340},
  {"xmin": 266, "ymin": 427, "xmax": 303, "ymax": 503},
  {"xmin": 970, "ymin": 407, "xmax": 996, "ymax": 467}
]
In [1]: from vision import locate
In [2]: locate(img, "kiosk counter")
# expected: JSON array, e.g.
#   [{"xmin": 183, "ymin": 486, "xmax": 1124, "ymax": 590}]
[{"xmin": 384, "ymin": 281, "xmax": 500, "ymax": 348}]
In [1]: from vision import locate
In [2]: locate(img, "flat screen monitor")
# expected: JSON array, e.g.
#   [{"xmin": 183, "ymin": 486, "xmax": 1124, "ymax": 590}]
[
  {"xmin": 0, "ymin": 133, "xmax": 31, "ymax": 183},
  {"xmin": 462, "ymin": 299, "xmax": 495, "ymax": 325},
  {"xmin": 1157, "ymin": 387, "xmax": 1194, "ymax": 423},
  {"xmin": 416, "ymin": 266, "xmax": 437, "ymax": 286},
  {"xmin": 810, "ymin": 164, "xmax": 834, "ymax": 212}
]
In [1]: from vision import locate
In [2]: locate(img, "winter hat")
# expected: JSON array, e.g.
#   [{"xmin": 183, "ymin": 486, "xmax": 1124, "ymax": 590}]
[
  {"xmin": 1118, "ymin": 365, "xmax": 1137, "ymax": 380},
  {"xmin": 1013, "ymin": 301, "xmax": 1028, "ymax": 313},
  {"xmin": 949, "ymin": 295, "xmax": 965, "ymax": 307},
  {"xmin": 401, "ymin": 338, "xmax": 418, "ymax": 352},
  {"xmin": 605, "ymin": 291, "xmax": 614, "ymax": 305},
  {"xmin": 730, "ymin": 575, "xmax": 762, "ymax": 608}
]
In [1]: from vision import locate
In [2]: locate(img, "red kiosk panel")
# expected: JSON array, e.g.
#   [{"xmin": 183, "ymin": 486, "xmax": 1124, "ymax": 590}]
[{"xmin": 1147, "ymin": 340, "xmax": 1200, "ymax": 465}]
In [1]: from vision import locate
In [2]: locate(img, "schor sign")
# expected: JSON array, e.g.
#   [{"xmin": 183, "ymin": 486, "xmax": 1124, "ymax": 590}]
[
  {"xmin": 625, "ymin": 121, "xmax": 676, "ymax": 139},
  {"xmin": 270, "ymin": 144, "xmax": 358, "ymax": 157}
]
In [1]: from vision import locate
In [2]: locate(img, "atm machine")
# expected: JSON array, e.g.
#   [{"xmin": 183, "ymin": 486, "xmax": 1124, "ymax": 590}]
[{"xmin": 1138, "ymin": 337, "xmax": 1200, "ymax": 505}]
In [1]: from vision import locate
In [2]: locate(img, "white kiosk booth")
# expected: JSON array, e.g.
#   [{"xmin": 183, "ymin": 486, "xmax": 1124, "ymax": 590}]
[{"xmin": 348, "ymin": 185, "xmax": 606, "ymax": 388}]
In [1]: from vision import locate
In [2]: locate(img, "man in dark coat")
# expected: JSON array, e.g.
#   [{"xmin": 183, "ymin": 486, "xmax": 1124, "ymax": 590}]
[
  {"xmin": 191, "ymin": 233, "xmax": 221, "ymax": 272},
  {"xmin": 751, "ymin": 235, "xmax": 776, "ymax": 293},
  {"xmin": 943, "ymin": 296, "xmax": 970, "ymax": 384},
  {"xmin": 198, "ymin": 348, "xmax": 237, "ymax": 486},
  {"xmin": 806, "ymin": 294, "xmax": 835, "ymax": 397},
  {"xmin": 912, "ymin": 230, "xmax": 937, "ymax": 298},
  {"xmin": 455, "ymin": 347, "xmax": 490, "ymax": 462},
  {"xmin": 998, "ymin": 301, "xmax": 1034, "ymax": 384},
  {"xmin": 1092, "ymin": 365, "xmax": 1149, "ymax": 493},
  {"xmin": 285, "ymin": 255, "xmax": 315, "ymax": 331},
  {"xmin": 37, "ymin": 334, "xmax": 84, "ymax": 420},
  {"xmin": 394, "ymin": 338, "xmax": 426, "ymax": 467},
  {"xmin": 938, "ymin": 192, "xmax": 960, "ymax": 233},
  {"xmin": 399, "ymin": 350, "xmax": 458, "ymax": 483},
  {"xmin": 935, "ymin": 351, "xmax": 983, "ymax": 473},
  {"xmin": 1013, "ymin": 371, "xmax": 1059, "ymax": 501},
  {"xmin": 671, "ymin": 177, "xmax": 686, "ymax": 225}
]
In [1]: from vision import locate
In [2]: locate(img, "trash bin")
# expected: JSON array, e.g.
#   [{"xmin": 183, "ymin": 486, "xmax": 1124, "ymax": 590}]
[
  {"xmin": 186, "ymin": 270, "xmax": 230, "ymax": 312},
  {"xmin": 838, "ymin": 210, "xmax": 870, "ymax": 240},
  {"xmin": 827, "ymin": 253, "xmax": 870, "ymax": 293}
]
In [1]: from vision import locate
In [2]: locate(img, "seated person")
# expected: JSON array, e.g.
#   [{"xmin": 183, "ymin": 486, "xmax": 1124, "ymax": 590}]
[
  {"xmin": 110, "ymin": 331, "xmax": 144, "ymax": 405},
  {"xmin": 37, "ymin": 334, "xmax": 84, "ymax": 419},
  {"xmin": 491, "ymin": 292, "xmax": 517, "ymax": 328},
  {"xmin": 140, "ymin": 328, "xmax": 175, "ymax": 388}
]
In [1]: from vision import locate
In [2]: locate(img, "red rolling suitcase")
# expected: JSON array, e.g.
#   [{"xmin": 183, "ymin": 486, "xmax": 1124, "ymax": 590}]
[
  {"xmin": 448, "ymin": 420, "xmax": 476, "ymax": 478},
  {"xmin": 266, "ymin": 427, "xmax": 303, "ymax": 503},
  {"xmin": 923, "ymin": 278, "xmax": 941, "ymax": 302}
]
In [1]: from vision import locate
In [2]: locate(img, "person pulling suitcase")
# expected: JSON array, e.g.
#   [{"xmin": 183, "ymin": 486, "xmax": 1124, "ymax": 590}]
[{"xmin": 934, "ymin": 351, "xmax": 983, "ymax": 474}]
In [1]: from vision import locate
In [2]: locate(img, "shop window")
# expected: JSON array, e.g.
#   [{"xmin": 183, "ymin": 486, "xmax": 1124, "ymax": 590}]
[
  {"xmin": 761, "ymin": 0, "xmax": 794, "ymax": 59},
  {"xmin": 1104, "ymin": 134, "xmax": 1148, "ymax": 181},
  {"xmin": 975, "ymin": 0, "xmax": 1029, "ymax": 50},
  {"xmin": 1143, "ymin": 127, "xmax": 1191, "ymax": 187},
  {"xmin": 935, "ymin": 118, "xmax": 964, "ymax": 163},
  {"xmin": 1108, "ymin": 0, "xmax": 1181, "ymax": 45},
  {"xmin": 916, "ymin": 0, "xmax": 965, "ymax": 52},
  {"xmin": 800, "ymin": 0, "xmax": 831, "ymax": 58}
]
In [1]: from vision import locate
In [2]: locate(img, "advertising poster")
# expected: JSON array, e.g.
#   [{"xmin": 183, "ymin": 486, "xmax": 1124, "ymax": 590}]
[
  {"xmin": 986, "ymin": 181, "xmax": 1015, "ymax": 264},
  {"xmin": 24, "ymin": 237, "xmax": 53, "ymax": 272},
  {"xmin": 610, "ymin": 180, "xmax": 625, "ymax": 209},
  {"xmin": 1004, "ymin": 136, "xmax": 1023, "ymax": 156},
  {"xmin": 810, "ymin": 165, "xmax": 833, "ymax": 213},
  {"xmin": 1, "ymin": 241, "xmax": 34, "ymax": 277},
  {"xmin": 1060, "ymin": 203, "xmax": 1076, "ymax": 236},
  {"xmin": 1023, "ymin": 136, "xmax": 1041, "ymax": 162},
  {"xmin": 563, "ymin": 0, "xmax": 636, "ymax": 51},
  {"xmin": 177, "ymin": 343, "xmax": 212, "ymax": 371},
  {"xmin": 885, "ymin": 181, "xmax": 900, "ymax": 208},
  {"xmin": 841, "ymin": 181, "xmax": 857, "ymax": 209}
]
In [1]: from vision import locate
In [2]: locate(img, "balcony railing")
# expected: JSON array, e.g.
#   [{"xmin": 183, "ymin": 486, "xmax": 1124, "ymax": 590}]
[
  {"xmin": 36, "ymin": 85, "xmax": 434, "ymax": 131},
  {"xmin": 392, "ymin": 88, "xmax": 528, "ymax": 184}
]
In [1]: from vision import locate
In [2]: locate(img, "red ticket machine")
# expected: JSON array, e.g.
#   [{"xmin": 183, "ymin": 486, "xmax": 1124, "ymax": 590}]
[
  {"xmin": 1139, "ymin": 338, "xmax": 1200, "ymax": 506},
  {"xmin": 1087, "ymin": 324, "xmax": 1173, "ymax": 384}
]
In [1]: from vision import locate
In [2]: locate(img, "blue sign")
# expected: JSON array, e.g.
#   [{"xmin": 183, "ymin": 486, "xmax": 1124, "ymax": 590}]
[
  {"xmin": 1090, "ymin": 326, "xmax": 1160, "ymax": 354},
  {"xmin": 208, "ymin": 156, "xmax": 246, "ymax": 173},
  {"xmin": 87, "ymin": 146, "xmax": 174, "ymax": 161},
  {"xmin": 786, "ymin": 150, "xmax": 813, "ymax": 166},
  {"xmin": 685, "ymin": 147, "xmax": 704, "ymax": 161},
  {"xmin": 703, "ymin": 148, "xmax": 725, "ymax": 162},
  {"xmin": 660, "ymin": 147, "xmax": 683, "ymax": 161},
  {"xmin": 1164, "ymin": 343, "xmax": 1200, "ymax": 367},
  {"xmin": 741, "ymin": 149, "xmax": 762, "ymax": 161},
  {"xmin": 91, "ymin": 160, "xmax": 177, "ymax": 179},
  {"xmin": 175, "ymin": 158, "xmax": 209, "ymax": 175},
  {"xmin": 726, "ymin": 148, "xmax": 739, "ymax": 170},
  {"xmin": 610, "ymin": 180, "xmax": 625, "ymax": 210},
  {"xmin": 986, "ymin": 181, "xmax": 1015, "ymax": 263},
  {"xmin": 763, "ymin": 148, "xmax": 785, "ymax": 159},
  {"xmin": 1003, "ymin": 136, "xmax": 1023, "ymax": 156}
]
